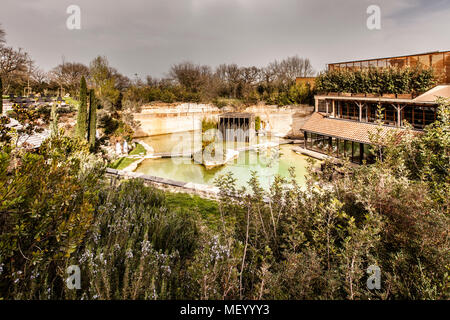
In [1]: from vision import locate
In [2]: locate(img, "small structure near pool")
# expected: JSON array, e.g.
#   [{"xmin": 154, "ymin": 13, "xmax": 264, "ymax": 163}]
[{"xmin": 218, "ymin": 112, "xmax": 256, "ymax": 143}]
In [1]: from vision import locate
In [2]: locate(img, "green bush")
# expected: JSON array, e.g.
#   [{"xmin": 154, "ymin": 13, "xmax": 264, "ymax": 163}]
[
  {"xmin": 316, "ymin": 67, "xmax": 436, "ymax": 95},
  {"xmin": 0, "ymin": 135, "xmax": 104, "ymax": 299},
  {"xmin": 255, "ymin": 116, "xmax": 261, "ymax": 131}
]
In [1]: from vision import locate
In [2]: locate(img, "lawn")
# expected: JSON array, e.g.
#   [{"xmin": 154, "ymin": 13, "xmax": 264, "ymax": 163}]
[
  {"xmin": 109, "ymin": 143, "xmax": 146, "ymax": 170},
  {"xmin": 129, "ymin": 143, "xmax": 146, "ymax": 156},
  {"xmin": 165, "ymin": 192, "xmax": 223, "ymax": 230},
  {"xmin": 109, "ymin": 157, "xmax": 137, "ymax": 170},
  {"xmin": 63, "ymin": 96, "xmax": 79, "ymax": 108}
]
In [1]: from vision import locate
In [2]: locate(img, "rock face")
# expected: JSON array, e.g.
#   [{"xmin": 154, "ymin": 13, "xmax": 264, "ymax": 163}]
[{"xmin": 133, "ymin": 103, "xmax": 314, "ymax": 138}]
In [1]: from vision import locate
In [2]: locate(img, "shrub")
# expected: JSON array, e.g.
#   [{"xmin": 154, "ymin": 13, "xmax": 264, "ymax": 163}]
[
  {"xmin": 0, "ymin": 135, "xmax": 105, "ymax": 299},
  {"xmin": 255, "ymin": 116, "xmax": 261, "ymax": 131},
  {"xmin": 79, "ymin": 179, "xmax": 200, "ymax": 299},
  {"xmin": 316, "ymin": 67, "xmax": 436, "ymax": 95}
]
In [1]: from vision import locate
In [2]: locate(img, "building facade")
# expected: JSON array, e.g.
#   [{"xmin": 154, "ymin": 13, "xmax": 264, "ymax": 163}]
[{"xmin": 300, "ymin": 52, "xmax": 450, "ymax": 164}]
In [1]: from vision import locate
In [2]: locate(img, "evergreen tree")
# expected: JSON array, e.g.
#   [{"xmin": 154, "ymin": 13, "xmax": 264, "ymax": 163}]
[
  {"xmin": 88, "ymin": 89, "xmax": 97, "ymax": 148},
  {"xmin": 0, "ymin": 77, "xmax": 3, "ymax": 115},
  {"xmin": 50, "ymin": 102, "xmax": 58, "ymax": 138},
  {"xmin": 76, "ymin": 76, "xmax": 88, "ymax": 140}
]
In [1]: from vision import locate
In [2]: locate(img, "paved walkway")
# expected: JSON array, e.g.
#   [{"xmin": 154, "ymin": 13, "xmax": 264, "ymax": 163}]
[{"xmin": 291, "ymin": 146, "xmax": 331, "ymax": 160}]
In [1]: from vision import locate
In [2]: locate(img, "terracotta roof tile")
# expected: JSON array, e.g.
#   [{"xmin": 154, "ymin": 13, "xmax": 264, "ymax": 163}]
[{"xmin": 301, "ymin": 113, "xmax": 404, "ymax": 144}]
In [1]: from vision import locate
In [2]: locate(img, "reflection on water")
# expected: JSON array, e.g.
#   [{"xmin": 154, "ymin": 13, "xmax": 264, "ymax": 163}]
[
  {"xmin": 136, "ymin": 132, "xmax": 313, "ymax": 190},
  {"xmin": 140, "ymin": 131, "xmax": 288, "ymax": 154}
]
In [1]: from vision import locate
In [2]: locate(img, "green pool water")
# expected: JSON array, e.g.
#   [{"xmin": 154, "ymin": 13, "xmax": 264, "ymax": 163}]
[{"xmin": 136, "ymin": 131, "xmax": 314, "ymax": 190}]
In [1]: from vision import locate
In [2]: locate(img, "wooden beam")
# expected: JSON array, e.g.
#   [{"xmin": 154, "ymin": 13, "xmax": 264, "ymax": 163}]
[{"xmin": 355, "ymin": 101, "xmax": 363, "ymax": 122}]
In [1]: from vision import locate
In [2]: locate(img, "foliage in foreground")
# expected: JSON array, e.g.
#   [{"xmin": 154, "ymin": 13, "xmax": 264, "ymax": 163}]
[{"xmin": 0, "ymin": 100, "xmax": 448, "ymax": 300}]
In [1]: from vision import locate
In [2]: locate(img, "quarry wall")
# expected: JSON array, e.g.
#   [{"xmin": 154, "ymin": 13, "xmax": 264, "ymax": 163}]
[{"xmin": 133, "ymin": 103, "xmax": 314, "ymax": 138}]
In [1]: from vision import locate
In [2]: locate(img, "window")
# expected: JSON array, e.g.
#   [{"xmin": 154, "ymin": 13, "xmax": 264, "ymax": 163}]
[
  {"xmin": 318, "ymin": 100, "xmax": 327, "ymax": 113},
  {"xmin": 350, "ymin": 104, "xmax": 359, "ymax": 120},
  {"xmin": 308, "ymin": 133, "xmax": 315, "ymax": 149},
  {"xmin": 418, "ymin": 55, "xmax": 431, "ymax": 68},
  {"xmin": 315, "ymin": 135, "xmax": 328, "ymax": 152},
  {"xmin": 352, "ymin": 142, "xmax": 361, "ymax": 164},
  {"xmin": 385, "ymin": 105, "xmax": 397, "ymax": 126},
  {"xmin": 338, "ymin": 139, "xmax": 345, "ymax": 157},
  {"xmin": 390, "ymin": 58, "xmax": 406, "ymax": 68},
  {"xmin": 403, "ymin": 106, "xmax": 413, "ymax": 126},
  {"xmin": 341, "ymin": 102, "xmax": 348, "ymax": 119},
  {"xmin": 344, "ymin": 140, "xmax": 352, "ymax": 158},
  {"xmin": 332, "ymin": 138, "xmax": 338, "ymax": 157},
  {"xmin": 445, "ymin": 52, "xmax": 450, "ymax": 84},
  {"xmin": 361, "ymin": 105, "xmax": 367, "ymax": 122},
  {"xmin": 367, "ymin": 103, "xmax": 379, "ymax": 123},
  {"xmin": 378, "ymin": 59, "xmax": 387, "ymax": 68},
  {"xmin": 431, "ymin": 53, "xmax": 445, "ymax": 82},
  {"xmin": 413, "ymin": 106, "xmax": 425, "ymax": 129},
  {"xmin": 424, "ymin": 107, "xmax": 436, "ymax": 127},
  {"xmin": 363, "ymin": 144, "xmax": 376, "ymax": 164},
  {"xmin": 336, "ymin": 102, "xmax": 342, "ymax": 118}
]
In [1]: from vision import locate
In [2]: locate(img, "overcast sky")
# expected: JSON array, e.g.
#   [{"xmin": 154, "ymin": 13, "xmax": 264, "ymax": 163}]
[{"xmin": 1, "ymin": 0, "xmax": 449, "ymax": 78}]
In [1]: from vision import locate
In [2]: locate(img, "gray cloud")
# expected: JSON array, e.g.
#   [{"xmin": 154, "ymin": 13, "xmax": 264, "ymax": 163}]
[{"xmin": 1, "ymin": 0, "xmax": 449, "ymax": 78}]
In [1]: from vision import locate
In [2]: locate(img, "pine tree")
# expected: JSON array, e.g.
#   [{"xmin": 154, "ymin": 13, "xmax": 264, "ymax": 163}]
[
  {"xmin": 88, "ymin": 89, "xmax": 97, "ymax": 148},
  {"xmin": 50, "ymin": 102, "xmax": 58, "ymax": 138},
  {"xmin": 76, "ymin": 76, "xmax": 88, "ymax": 140},
  {"xmin": 0, "ymin": 77, "xmax": 3, "ymax": 115}
]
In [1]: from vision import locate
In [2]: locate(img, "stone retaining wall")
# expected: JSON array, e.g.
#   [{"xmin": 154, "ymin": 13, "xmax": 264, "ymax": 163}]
[{"xmin": 106, "ymin": 168, "xmax": 221, "ymax": 199}]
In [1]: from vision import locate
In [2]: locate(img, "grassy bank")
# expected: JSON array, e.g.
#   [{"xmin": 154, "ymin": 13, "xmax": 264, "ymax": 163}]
[
  {"xmin": 165, "ymin": 192, "xmax": 222, "ymax": 229},
  {"xmin": 109, "ymin": 143, "xmax": 147, "ymax": 170}
]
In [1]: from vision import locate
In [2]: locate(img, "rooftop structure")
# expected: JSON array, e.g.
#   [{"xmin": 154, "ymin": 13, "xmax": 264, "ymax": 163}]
[{"xmin": 327, "ymin": 50, "xmax": 450, "ymax": 84}]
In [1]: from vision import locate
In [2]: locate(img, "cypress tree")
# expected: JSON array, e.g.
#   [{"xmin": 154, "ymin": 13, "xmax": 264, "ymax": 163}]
[
  {"xmin": 76, "ymin": 76, "xmax": 88, "ymax": 140},
  {"xmin": 0, "ymin": 77, "xmax": 3, "ymax": 115},
  {"xmin": 50, "ymin": 102, "xmax": 59, "ymax": 138},
  {"xmin": 88, "ymin": 89, "xmax": 97, "ymax": 148}
]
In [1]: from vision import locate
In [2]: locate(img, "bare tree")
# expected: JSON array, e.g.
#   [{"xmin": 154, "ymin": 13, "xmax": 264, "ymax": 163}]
[
  {"xmin": 266, "ymin": 56, "xmax": 314, "ymax": 84},
  {"xmin": 50, "ymin": 61, "xmax": 90, "ymax": 96},
  {"xmin": 169, "ymin": 61, "xmax": 212, "ymax": 93},
  {"xmin": 146, "ymin": 75, "xmax": 159, "ymax": 87},
  {"xmin": 0, "ymin": 46, "xmax": 30, "ymax": 93},
  {"xmin": 0, "ymin": 24, "xmax": 6, "ymax": 46},
  {"xmin": 215, "ymin": 64, "xmax": 243, "ymax": 98},
  {"xmin": 31, "ymin": 68, "xmax": 49, "ymax": 93},
  {"xmin": 280, "ymin": 55, "xmax": 315, "ymax": 79}
]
